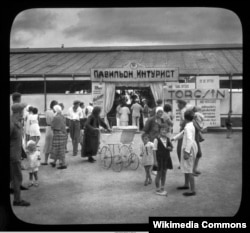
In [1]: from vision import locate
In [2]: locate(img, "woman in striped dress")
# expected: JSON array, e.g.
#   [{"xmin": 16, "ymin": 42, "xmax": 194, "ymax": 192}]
[
  {"xmin": 41, "ymin": 100, "xmax": 58, "ymax": 165},
  {"xmin": 50, "ymin": 105, "xmax": 67, "ymax": 169}
]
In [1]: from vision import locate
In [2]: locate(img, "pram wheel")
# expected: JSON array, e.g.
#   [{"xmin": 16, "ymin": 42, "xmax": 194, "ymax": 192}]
[
  {"xmin": 100, "ymin": 146, "xmax": 112, "ymax": 169},
  {"xmin": 112, "ymin": 155, "xmax": 123, "ymax": 172},
  {"xmin": 129, "ymin": 153, "xmax": 139, "ymax": 170},
  {"xmin": 119, "ymin": 144, "xmax": 130, "ymax": 168}
]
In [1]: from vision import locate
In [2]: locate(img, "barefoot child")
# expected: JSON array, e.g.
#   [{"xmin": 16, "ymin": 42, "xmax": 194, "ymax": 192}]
[
  {"xmin": 172, "ymin": 110, "xmax": 198, "ymax": 196},
  {"xmin": 26, "ymin": 140, "xmax": 41, "ymax": 187},
  {"xmin": 153, "ymin": 124, "xmax": 173, "ymax": 196},
  {"xmin": 140, "ymin": 133, "xmax": 154, "ymax": 186}
]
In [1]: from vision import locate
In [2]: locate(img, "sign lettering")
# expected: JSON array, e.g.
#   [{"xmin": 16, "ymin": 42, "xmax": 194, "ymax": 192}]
[
  {"xmin": 91, "ymin": 68, "xmax": 179, "ymax": 82},
  {"xmin": 164, "ymin": 89, "xmax": 228, "ymax": 100}
]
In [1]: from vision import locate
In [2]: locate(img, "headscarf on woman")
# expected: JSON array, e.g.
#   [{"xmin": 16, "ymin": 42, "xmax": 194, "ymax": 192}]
[
  {"xmin": 50, "ymin": 104, "xmax": 67, "ymax": 169},
  {"xmin": 143, "ymin": 106, "xmax": 164, "ymax": 142}
]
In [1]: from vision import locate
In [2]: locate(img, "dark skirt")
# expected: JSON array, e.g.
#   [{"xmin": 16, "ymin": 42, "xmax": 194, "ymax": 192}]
[
  {"xmin": 81, "ymin": 130, "xmax": 100, "ymax": 157},
  {"xmin": 50, "ymin": 130, "xmax": 67, "ymax": 160},
  {"xmin": 156, "ymin": 153, "xmax": 173, "ymax": 171}
]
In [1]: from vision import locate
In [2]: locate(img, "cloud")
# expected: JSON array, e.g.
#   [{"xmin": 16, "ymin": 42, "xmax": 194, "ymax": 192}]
[
  {"xmin": 10, "ymin": 8, "xmax": 242, "ymax": 48},
  {"xmin": 62, "ymin": 8, "xmax": 242, "ymax": 46},
  {"xmin": 11, "ymin": 9, "xmax": 57, "ymax": 47}
]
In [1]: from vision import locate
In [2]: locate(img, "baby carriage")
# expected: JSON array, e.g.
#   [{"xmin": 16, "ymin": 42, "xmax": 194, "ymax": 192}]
[{"xmin": 99, "ymin": 126, "xmax": 140, "ymax": 172}]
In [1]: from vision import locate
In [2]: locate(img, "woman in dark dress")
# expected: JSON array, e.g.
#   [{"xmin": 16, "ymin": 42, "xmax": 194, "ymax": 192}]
[{"xmin": 81, "ymin": 107, "xmax": 111, "ymax": 162}]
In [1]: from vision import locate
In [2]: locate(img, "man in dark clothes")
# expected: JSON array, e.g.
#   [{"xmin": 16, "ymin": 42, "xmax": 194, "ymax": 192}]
[
  {"xmin": 10, "ymin": 92, "xmax": 29, "ymax": 192},
  {"xmin": 10, "ymin": 103, "xmax": 30, "ymax": 206}
]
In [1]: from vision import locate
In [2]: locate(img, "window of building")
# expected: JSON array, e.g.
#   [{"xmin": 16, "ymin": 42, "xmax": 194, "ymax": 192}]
[
  {"xmin": 219, "ymin": 80, "xmax": 242, "ymax": 89},
  {"xmin": 10, "ymin": 81, "xmax": 44, "ymax": 94},
  {"xmin": 46, "ymin": 80, "xmax": 91, "ymax": 94},
  {"xmin": 10, "ymin": 80, "xmax": 92, "ymax": 94}
]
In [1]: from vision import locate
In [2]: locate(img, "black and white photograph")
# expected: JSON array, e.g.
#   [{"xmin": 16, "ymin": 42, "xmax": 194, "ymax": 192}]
[{"xmin": 8, "ymin": 7, "xmax": 243, "ymax": 228}]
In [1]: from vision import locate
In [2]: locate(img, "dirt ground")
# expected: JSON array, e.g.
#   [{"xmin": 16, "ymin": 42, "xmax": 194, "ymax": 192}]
[{"xmin": 11, "ymin": 131, "xmax": 242, "ymax": 224}]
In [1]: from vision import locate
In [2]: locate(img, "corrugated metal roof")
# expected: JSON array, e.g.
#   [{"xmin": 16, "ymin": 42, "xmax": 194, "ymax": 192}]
[{"xmin": 10, "ymin": 44, "xmax": 242, "ymax": 76}]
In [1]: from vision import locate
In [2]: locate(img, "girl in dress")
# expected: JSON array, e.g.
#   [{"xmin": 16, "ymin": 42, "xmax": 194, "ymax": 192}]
[
  {"xmin": 29, "ymin": 107, "xmax": 41, "ymax": 145},
  {"xmin": 172, "ymin": 110, "xmax": 198, "ymax": 196},
  {"xmin": 140, "ymin": 133, "xmax": 154, "ymax": 186},
  {"xmin": 26, "ymin": 140, "xmax": 41, "ymax": 187},
  {"xmin": 153, "ymin": 124, "xmax": 173, "ymax": 196}
]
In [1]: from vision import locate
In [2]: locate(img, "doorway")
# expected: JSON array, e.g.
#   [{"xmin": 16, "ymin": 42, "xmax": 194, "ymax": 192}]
[{"xmin": 107, "ymin": 86, "xmax": 155, "ymax": 128}]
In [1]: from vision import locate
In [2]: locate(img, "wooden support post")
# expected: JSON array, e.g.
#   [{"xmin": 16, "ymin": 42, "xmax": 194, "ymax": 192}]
[{"xmin": 44, "ymin": 74, "xmax": 47, "ymax": 112}]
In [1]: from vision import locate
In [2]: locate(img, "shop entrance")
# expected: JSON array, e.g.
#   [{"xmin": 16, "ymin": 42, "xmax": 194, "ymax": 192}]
[{"xmin": 107, "ymin": 86, "xmax": 155, "ymax": 128}]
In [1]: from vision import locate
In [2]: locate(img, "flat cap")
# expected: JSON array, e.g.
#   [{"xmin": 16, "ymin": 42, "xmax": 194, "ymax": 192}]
[{"xmin": 11, "ymin": 103, "xmax": 26, "ymax": 113}]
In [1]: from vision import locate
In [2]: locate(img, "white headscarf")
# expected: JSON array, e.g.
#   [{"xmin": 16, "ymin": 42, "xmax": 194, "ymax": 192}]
[
  {"xmin": 53, "ymin": 104, "xmax": 62, "ymax": 114},
  {"xmin": 156, "ymin": 106, "xmax": 164, "ymax": 113}
]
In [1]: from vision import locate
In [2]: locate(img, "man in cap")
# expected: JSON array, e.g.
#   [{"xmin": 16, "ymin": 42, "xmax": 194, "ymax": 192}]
[
  {"xmin": 130, "ymin": 99, "xmax": 143, "ymax": 131},
  {"xmin": 10, "ymin": 103, "xmax": 30, "ymax": 206},
  {"xmin": 176, "ymin": 99, "xmax": 187, "ymax": 165},
  {"xmin": 68, "ymin": 100, "xmax": 83, "ymax": 156}
]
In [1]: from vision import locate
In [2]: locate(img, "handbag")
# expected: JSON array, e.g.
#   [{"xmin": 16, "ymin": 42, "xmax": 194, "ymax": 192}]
[{"xmin": 152, "ymin": 165, "xmax": 158, "ymax": 171}]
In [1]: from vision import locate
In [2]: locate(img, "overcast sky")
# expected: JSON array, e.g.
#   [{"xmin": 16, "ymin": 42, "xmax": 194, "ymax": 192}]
[{"xmin": 10, "ymin": 8, "xmax": 242, "ymax": 48}]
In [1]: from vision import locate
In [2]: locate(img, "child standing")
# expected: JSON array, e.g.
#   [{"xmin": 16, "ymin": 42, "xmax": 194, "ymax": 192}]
[
  {"xmin": 26, "ymin": 140, "xmax": 41, "ymax": 187},
  {"xmin": 153, "ymin": 124, "xmax": 173, "ymax": 196},
  {"xmin": 172, "ymin": 110, "xmax": 198, "ymax": 196},
  {"xmin": 140, "ymin": 133, "xmax": 154, "ymax": 186}
]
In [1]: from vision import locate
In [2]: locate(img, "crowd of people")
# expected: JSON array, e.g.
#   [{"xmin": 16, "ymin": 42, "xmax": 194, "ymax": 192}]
[
  {"xmin": 10, "ymin": 92, "xmax": 111, "ymax": 207},
  {"xmin": 141, "ymin": 99, "xmax": 205, "ymax": 197},
  {"xmin": 10, "ymin": 90, "xmax": 205, "ymax": 207}
]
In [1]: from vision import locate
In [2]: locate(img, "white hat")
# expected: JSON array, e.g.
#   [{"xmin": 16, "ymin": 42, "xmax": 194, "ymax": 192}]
[
  {"xmin": 156, "ymin": 106, "xmax": 164, "ymax": 113},
  {"xmin": 53, "ymin": 104, "xmax": 62, "ymax": 113}
]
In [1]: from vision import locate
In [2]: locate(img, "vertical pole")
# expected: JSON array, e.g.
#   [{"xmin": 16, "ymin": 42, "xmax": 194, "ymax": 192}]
[
  {"xmin": 229, "ymin": 73, "xmax": 233, "ymax": 118},
  {"xmin": 44, "ymin": 74, "xmax": 47, "ymax": 112},
  {"xmin": 226, "ymin": 73, "xmax": 233, "ymax": 138}
]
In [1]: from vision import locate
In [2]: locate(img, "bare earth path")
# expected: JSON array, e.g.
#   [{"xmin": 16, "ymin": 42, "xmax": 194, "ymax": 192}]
[{"xmin": 11, "ymin": 131, "xmax": 242, "ymax": 224}]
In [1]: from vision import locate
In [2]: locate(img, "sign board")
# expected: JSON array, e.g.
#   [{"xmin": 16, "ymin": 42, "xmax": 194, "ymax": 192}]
[
  {"xmin": 197, "ymin": 99, "xmax": 220, "ymax": 127},
  {"xmin": 92, "ymin": 82, "xmax": 105, "ymax": 117},
  {"xmin": 91, "ymin": 68, "xmax": 179, "ymax": 82},
  {"xmin": 196, "ymin": 76, "xmax": 221, "ymax": 128},
  {"xmin": 165, "ymin": 82, "xmax": 196, "ymax": 89},
  {"xmin": 196, "ymin": 76, "xmax": 220, "ymax": 89},
  {"xmin": 165, "ymin": 88, "xmax": 228, "ymax": 100}
]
